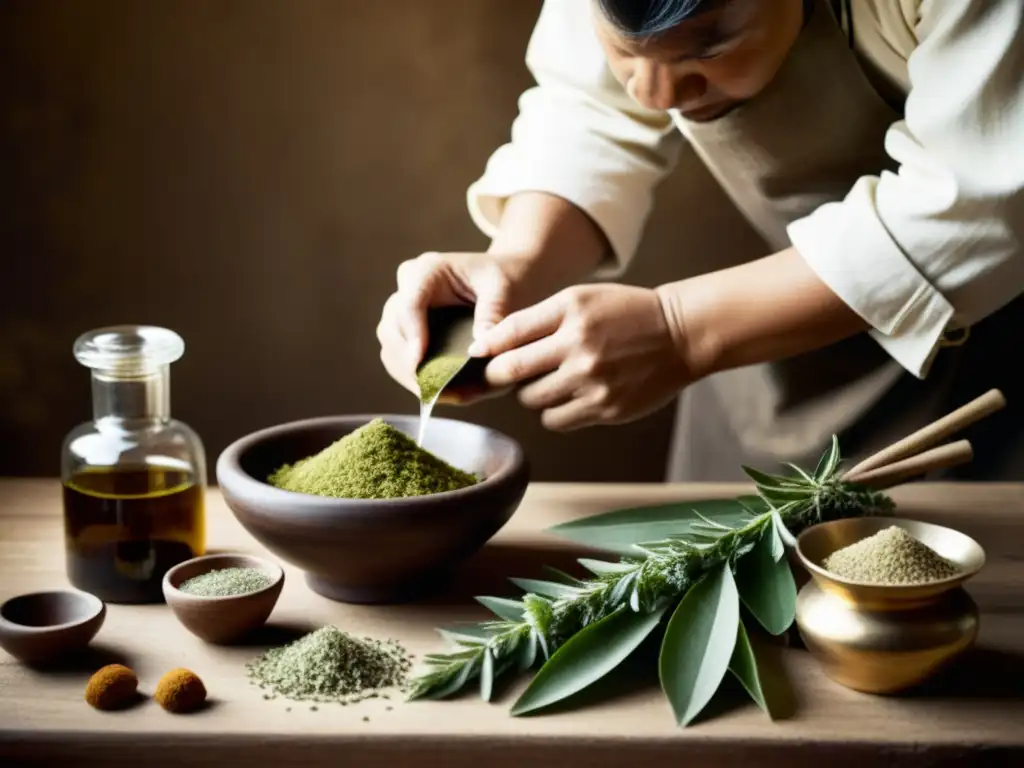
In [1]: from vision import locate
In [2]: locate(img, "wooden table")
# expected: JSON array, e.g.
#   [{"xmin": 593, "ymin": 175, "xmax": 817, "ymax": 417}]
[{"xmin": 1, "ymin": 479, "xmax": 1023, "ymax": 767}]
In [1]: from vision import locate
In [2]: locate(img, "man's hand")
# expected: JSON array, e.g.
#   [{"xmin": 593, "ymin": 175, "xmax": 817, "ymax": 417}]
[
  {"xmin": 469, "ymin": 284, "xmax": 693, "ymax": 430},
  {"xmin": 377, "ymin": 192, "xmax": 614, "ymax": 399},
  {"xmin": 376, "ymin": 251, "xmax": 529, "ymax": 396}
]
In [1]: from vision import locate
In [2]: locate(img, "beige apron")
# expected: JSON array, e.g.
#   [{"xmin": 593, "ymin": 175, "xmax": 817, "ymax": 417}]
[{"xmin": 665, "ymin": 0, "xmax": 1024, "ymax": 482}]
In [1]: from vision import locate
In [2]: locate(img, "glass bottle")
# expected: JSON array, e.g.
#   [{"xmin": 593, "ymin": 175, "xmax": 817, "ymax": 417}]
[{"xmin": 61, "ymin": 326, "xmax": 206, "ymax": 604}]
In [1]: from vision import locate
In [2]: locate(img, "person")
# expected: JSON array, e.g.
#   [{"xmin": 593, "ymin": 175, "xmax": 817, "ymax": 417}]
[{"xmin": 377, "ymin": 0, "xmax": 1024, "ymax": 481}]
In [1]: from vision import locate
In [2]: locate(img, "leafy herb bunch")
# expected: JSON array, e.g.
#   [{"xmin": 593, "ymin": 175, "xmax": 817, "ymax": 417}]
[{"xmin": 408, "ymin": 437, "xmax": 894, "ymax": 725}]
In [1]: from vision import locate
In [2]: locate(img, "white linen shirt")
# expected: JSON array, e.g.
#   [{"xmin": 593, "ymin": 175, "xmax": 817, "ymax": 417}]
[{"xmin": 466, "ymin": 0, "xmax": 1024, "ymax": 378}]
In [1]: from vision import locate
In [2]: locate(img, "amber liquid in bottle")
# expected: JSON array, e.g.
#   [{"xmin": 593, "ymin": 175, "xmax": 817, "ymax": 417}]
[{"xmin": 63, "ymin": 464, "xmax": 205, "ymax": 604}]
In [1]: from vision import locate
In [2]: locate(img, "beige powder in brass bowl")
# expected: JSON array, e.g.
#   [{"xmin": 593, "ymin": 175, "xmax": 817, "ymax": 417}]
[{"xmin": 794, "ymin": 517, "xmax": 985, "ymax": 694}]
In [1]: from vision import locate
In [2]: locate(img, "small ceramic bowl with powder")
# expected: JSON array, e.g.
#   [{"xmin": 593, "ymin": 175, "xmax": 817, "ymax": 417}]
[{"xmin": 162, "ymin": 553, "xmax": 284, "ymax": 645}]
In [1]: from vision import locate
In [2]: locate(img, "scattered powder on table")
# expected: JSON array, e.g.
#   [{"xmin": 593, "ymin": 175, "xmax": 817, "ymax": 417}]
[
  {"xmin": 179, "ymin": 567, "xmax": 272, "ymax": 597},
  {"xmin": 246, "ymin": 625, "xmax": 412, "ymax": 705},
  {"xmin": 267, "ymin": 418, "xmax": 478, "ymax": 499},
  {"xmin": 823, "ymin": 526, "xmax": 961, "ymax": 585}
]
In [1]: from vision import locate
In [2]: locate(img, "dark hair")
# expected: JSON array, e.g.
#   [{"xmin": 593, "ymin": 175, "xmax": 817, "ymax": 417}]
[{"xmin": 596, "ymin": 0, "xmax": 720, "ymax": 37}]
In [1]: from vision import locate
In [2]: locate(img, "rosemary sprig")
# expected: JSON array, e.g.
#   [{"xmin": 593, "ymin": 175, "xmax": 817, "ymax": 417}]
[{"xmin": 408, "ymin": 437, "xmax": 894, "ymax": 713}]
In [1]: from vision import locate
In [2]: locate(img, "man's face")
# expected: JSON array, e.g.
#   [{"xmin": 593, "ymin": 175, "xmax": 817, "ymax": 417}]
[{"xmin": 593, "ymin": 0, "xmax": 804, "ymax": 122}]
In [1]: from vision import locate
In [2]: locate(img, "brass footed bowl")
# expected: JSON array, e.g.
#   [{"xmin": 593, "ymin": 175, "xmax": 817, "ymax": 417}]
[{"xmin": 795, "ymin": 517, "xmax": 985, "ymax": 694}]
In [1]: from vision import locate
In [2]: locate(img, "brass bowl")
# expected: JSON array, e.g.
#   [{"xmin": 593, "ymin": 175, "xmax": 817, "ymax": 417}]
[{"xmin": 794, "ymin": 517, "xmax": 985, "ymax": 694}]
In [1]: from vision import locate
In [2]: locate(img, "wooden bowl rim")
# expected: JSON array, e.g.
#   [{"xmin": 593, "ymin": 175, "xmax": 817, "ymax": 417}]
[
  {"xmin": 0, "ymin": 589, "xmax": 105, "ymax": 633},
  {"xmin": 215, "ymin": 413, "xmax": 530, "ymax": 511}
]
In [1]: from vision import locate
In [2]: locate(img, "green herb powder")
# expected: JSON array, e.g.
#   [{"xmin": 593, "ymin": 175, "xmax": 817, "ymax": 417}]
[
  {"xmin": 246, "ymin": 626, "xmax": 411, "ymax": 704},
  {"xmin": 179, "ymin": 567, "xmax": 272, "ymax": 597},
  {"xmin": 823, "ymin": 526, "xmax": 961, "ymax": 585},
  {"xmin": 416, "ymin": 355, "xmax": 466, "ymax": 404},
  {"xmin": 267, "ymin": 418, "xmax": 478, "ymax": 499}
]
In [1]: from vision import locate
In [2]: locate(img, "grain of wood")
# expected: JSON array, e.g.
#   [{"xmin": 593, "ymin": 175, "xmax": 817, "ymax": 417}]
[{"xmin": 0, "ymin": 479, "xmax": 1023, "ymax": 767}]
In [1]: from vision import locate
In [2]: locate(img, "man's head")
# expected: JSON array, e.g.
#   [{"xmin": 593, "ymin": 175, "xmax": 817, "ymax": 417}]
[{"xmin": 593, "ymin": 0, "xmax": 805, "ymax": 121}]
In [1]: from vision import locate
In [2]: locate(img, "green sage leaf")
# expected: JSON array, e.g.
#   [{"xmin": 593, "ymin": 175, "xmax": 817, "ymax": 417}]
[
  {"xmin": 518, "ymin": 631, "xmax": 538, "ymax": 672},
  {"xmin": 768, "ymin": 516, "xmax": 786, "ymax": 562},
  {"xmin": 510, "ymin": 578, "xmax": 581, "ymax": 599},
  {"xmin": 439, "ymin": 625, "xmax": 493, "ymax": 646},
  {"xmin": 608, "ymin": 570, "xmax": 638, "ymax": 606},
  {"xmin": 735, "ymin": 526, "xmax": 797, "ymax": 635},
  {"xmin": 690, "ymin": 522, "xmax": 725, "ymax": 535},
  {"xmin": 475, "ymin": 596, "xmax": 525, "ymax": 622},
  {"xmin": 423, "ymin": 651, "xmax": 476, "ymax": 663},
  {"xmin": 737, "ymin": 495, "xmax": 771, "ymax": 516},
  {"xmin": 815, "ymin": 435, "xmax": 841, "ymax": 481},
  {"xmin": 785, "ymin": 462, "xmax": 815, "ymax": 484},
  {"xmin": 760, "ymin": 487, "xmax": 814, "ymax": 505},
  {"xmin": 693, "ymin": 510, "xmax": 737, "ymax": 531},
  {"xmin": 658, "ymin": 564, "xmax": 740, "ymax": 727},
  {"xmin": 629, "ymin": 582, "xmax": 641, "ymax": 612},
  {"xmin": 578, "ymin": 558, "xmax": 637, "ymax": 576},
  {"xmin": 728, "ymin": 620, "xmax": 769, "ymax": 716},
  {"xmin": 770, "ymin": 505, "xmax": 798, "ymax": 548},
  {"xmin": 480, "ymin": 647, "xmax": 495, "ymax": 702},
  {"xmin": 547, "ymin": 499, "xmax": 755, "ymax": 554},
  {"xmin": 511, "ymin": 605, "xmax": 668, "ymax": 716},
  {"xmin": 423, "ymin": 654, "xmax": 480, "ymax": 700},
  {"xmin": 542, "ymin": 566, "xmax": 586, "ymax": 586},
  {"xmin": 536, "ymin": 631, "xmax": 550, "ymax": 661},
  {"xmin": 741, "ymin": 466, "xmax": 806, "ymax": 490}
]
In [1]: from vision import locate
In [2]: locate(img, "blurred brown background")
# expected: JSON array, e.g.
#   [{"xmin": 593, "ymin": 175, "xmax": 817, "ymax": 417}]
[{"xmin": 0, "ymin": 0, "xmax": 764, "ymax": 482}]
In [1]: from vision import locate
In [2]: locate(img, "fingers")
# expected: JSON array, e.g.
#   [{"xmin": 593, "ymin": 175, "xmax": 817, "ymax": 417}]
[
  {"xmin": 376, "ymin": 293, "xmax": 419, "ymax": 394},
  {"xmin": 381, "ymin": 250, "xmax": 519, "ymax": 396},
  {"xmin": 540, "ymin": 395, "xmax": 601, "ymax": 432},
  {"xmin": 486, "ymin": 334, "xmax": 569, "ymax": 389},
  {"xmin": 470, "ymin": 265, "xmax": 513, "ymax": 339},
  {"xmin": 470, "ymin": 293, "xmax": 565, "ymax": 358},
  {"xmin": 516, "ymin": 366, "xmax": 578, "ymax": 410},
  {"xmin": 395, "ymin": 252, "xmax": 443, "ymax": 359}
]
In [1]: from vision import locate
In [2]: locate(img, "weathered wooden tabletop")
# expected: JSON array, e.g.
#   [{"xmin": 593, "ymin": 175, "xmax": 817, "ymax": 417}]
[{"xmin": 1, "ymin": 478, "xmax": 1022, "ymax": 767}]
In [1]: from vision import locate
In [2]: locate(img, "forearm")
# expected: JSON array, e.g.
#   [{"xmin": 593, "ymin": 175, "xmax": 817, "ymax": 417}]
[
  {"xmin": 487, "ymin": 192, "xmax": 611, "ymax": 302},
  {"xmin": 657, "ymin": 247, "xmax": 870, "ymax": 378}
]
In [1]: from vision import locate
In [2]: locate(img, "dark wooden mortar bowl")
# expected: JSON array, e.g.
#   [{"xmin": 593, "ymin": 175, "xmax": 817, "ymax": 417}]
[{"xmin": 215, "ymin": 414, "xmax": 529, "ymax": 604}]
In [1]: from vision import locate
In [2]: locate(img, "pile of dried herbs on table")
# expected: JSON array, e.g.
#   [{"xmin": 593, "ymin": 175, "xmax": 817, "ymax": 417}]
[{"xmin": 247, "ymin": 626, "xmax": 412, "ymax": 708}]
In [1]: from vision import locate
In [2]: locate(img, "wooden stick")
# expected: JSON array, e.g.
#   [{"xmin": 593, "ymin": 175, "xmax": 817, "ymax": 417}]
[
  {"xmin": 843, "ymin": 388, "xmax": 1005, "ymax": 478},
  {"xmin": 844, "ymin": 439, "xmax": 973, "ymax": 490}
]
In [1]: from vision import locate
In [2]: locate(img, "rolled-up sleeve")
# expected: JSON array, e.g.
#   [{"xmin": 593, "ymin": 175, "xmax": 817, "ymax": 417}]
[
  {"xmin": 788, "ymin": 0, "xmax": 1024, "ymax": 378},
  {"xmin": 467, "ymin": 0, "xmax": 683, "ymax": 277}
]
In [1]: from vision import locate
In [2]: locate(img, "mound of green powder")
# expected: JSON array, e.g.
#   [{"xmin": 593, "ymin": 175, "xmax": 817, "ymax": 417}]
[
  {"xmin": 823, "ymin": 526, "xmax": 961, "ymax": 585},
  {"xmin": 179, "ymin": 567, "xmax": 272, "ymax": 597},
  {"xmin": 267, "ymin": 418, "xmax": 478, "ymax": 499},
  {"xmin": 246, "ymin": 625, "xmax": 411, "ymax": 704}
]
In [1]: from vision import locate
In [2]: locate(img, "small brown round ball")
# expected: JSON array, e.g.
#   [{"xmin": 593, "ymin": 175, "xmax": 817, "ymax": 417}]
[
  {"xmin": 84, "ymin": 664, "xmax": 138, "ymax": 711},
  {"xmin": 154, "ymin": 667, "xmax": 207, "ymax": 713}
]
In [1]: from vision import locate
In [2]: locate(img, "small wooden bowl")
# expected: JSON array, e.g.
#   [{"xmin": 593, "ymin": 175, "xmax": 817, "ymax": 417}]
[
  {"xmin": 162, "ymin": 553, "xmax": 284, "ymax": 644},
  {"xmin": 0, "ymin": 589, "xmax": 106, "ymax": 664}
]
